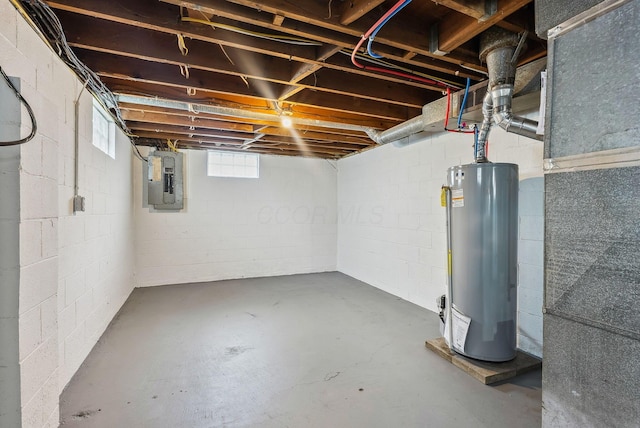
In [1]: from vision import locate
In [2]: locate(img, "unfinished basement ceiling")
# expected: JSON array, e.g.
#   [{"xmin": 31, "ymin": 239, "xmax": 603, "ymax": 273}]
[{"xmin": 43, "ymin": 0, "xmax": 545, "ymax": 159}]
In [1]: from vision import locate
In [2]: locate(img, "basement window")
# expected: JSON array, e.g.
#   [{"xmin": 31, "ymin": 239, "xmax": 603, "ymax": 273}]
[
  {"xmin": 207, "ymin": 151, "xmax": 259, "ymax": 178},
  {"xmin": 92, "ymin": 98, "xmax": 115, "ymax": 158}
]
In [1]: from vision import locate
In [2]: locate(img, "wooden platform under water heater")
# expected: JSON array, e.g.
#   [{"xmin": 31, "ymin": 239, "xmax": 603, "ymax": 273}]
[{"xmin": 425, "ymin": 337, "xmax": 542, "ymax": 385}]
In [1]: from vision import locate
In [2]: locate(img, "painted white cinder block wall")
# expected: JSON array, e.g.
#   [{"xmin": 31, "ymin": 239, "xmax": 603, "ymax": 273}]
[
  {"xmin": 57, "ymin": 102, "xmax": 136, "ymax": 390},
  {"xmin": 2, "ymin": 3, "xmax": 545, "ymax": 426},
  {"xmin": 337, "ymin": 124, "xmax": 544, "ymax": 357},
  {"xmin": 134, "ymin": 150, "xmax": 337, "ymax": 287},
  {"xmin": 0, "ymin": 3, "xmax": 136, "ymax": 426}
]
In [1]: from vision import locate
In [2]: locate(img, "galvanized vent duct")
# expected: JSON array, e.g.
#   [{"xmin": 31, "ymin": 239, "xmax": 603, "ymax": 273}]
[
  {"xmin": 368, "ymin": 28, "xmax": 543, "ymax": 153},
  {"xmin": 475, "ymin": 28, "xmax": 542, "ymax": 162},
  {"xmin": 367, "ymin": 110, "xmax": 430, "ymax": 145}
]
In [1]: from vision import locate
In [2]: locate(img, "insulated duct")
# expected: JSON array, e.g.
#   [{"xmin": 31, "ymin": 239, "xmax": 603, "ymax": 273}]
[
  {"xmin": 367, "ymin": 111, "xmax": 429, "ymax": 145},
  {"xmin": 368, "ymin": 28, "xmax": 543, "ymax": 150},
  {"xmin": 475, "ymin": 28, "xmax": 542, "ymax": 162}
]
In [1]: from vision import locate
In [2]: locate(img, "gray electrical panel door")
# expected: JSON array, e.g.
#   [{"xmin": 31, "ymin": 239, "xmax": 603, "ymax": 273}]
[
  {"xmin": 447, "ymin": 162, "xmax": 518, "ymax": 362},
  {"xmin": 147, "ymin": 151, "xmax": 184, "ymax": 210}
]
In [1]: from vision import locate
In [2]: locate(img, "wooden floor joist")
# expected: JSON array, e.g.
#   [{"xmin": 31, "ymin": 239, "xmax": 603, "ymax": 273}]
[{"xmin": 40, "ymin": 0, "xmax": 544, "ymax": 158}]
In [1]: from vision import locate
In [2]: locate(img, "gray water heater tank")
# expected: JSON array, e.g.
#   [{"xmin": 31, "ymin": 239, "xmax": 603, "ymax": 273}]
[{"xmin": 446, "ymin": 163, "xmax": 518, "ymax": 362}]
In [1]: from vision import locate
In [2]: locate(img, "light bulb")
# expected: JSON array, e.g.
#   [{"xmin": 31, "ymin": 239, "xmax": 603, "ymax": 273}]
[{"xmin": 281, "ymin": 116, "xmax": 293, "ymax": 128}]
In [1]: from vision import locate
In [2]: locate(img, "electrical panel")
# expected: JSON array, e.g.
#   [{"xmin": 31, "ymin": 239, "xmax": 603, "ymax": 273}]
[{"xmin": 147, "ymin": 151, "xmax": 184, "ymax": 210}]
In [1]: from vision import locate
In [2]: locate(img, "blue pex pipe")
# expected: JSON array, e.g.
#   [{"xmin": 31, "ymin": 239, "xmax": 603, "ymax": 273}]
[
  {"xmin": 457, "ymin": 77, "xmax": 471, "ymax": 129},
  {"xmin": 367, "ymin": 0, "xmax": 412, "ymax": 59}
]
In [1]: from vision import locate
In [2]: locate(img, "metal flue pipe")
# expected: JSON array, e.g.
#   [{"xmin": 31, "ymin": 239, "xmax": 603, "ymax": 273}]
[{"xmin": 475, "ymin": 28, "xmax": 542, "ymax": 162}]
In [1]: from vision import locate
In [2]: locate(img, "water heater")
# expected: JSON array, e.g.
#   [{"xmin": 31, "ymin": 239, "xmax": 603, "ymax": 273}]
[{"xmin": 444, "ymin": 163, "xmax": 518, "ymax": 362}]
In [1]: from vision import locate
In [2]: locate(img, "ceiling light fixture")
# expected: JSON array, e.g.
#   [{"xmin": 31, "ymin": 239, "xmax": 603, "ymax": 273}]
[{"xmin": 281, "ymin": 115, "xmax": 293, "ymax": 128}]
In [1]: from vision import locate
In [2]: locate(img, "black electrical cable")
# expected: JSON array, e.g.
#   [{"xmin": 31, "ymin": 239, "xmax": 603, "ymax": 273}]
[
  {"xmin": 22, "ymin": 1, "xmax": 125, "ymax": 128},
  {"xmin": 0, "ymin": 66, "xmax": 37, "ymax": 146},
  {"xmin": 17, "ymin": 0, "xmax": 148, "ymax": 162},
  {"xmin": 132, "ymin": 141, "xmax": 148, "ymax": 162}
]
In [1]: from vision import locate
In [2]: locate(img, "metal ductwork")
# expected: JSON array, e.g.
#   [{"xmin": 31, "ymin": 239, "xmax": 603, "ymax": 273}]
[
  {"xmin": 368, "ymin": 28, "xmax": 543, "ymax": 151},
  {"xmin": 367, "ymin": 108, "xmax": 430, "ymax": 145},
  {"xmin": 475, "ymin": 28, "xmax": 542, "ymax": 162}
]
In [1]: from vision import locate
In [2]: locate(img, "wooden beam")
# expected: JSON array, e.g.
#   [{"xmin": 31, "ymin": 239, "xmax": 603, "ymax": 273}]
[
  {"xmin": 107, "ymin": 79, "xmax": 397, "ymax": 129},
  {"xmin": 130, "ymin": 123, "xmax": 250, "ymax": 142},
  {"xmin": 130, "ymin": 123, "xmax": 365, "ymax": 151},
  {"xmin": 279, "ymin": 85, "xmax": 307, "ymax": 100},
  {"xmin": 161, "ymin": 0, "xmax": 480, "ymax": 67},
  {"xmin": 286, "ymin": 45, "xmax": 341, "ymax": 86},
  {"xmin": 133, "ymin": 130, "xmax": 244, "ymax": 145},
  {"xmin": 494, "ymin": 5, "xmax": 542, "ymax": 42},
  {"xmin": 114, "ymin": 70, "xmax": 412, "ymax": 121},
  {"xmin": 339, "ymin": 0, "xmax": 386, "ymax": 25},
  {"xmin": 118, "ymin": 103, "xmax": 378, "ymax": 138},
  {"xmin": 432, "ymin": 0, "xmax": 488, "ymax": 20},
  {"xmin": 496, "ymin": 4, "xmax": 535, "ymax": 32},
  {"xmin": 121, "ymin": 111, "xmax": 255, "ymax": 133},
  {"xmin": 286, "ymin": 90, "xmax": 419, "ymax": 122},
  {"xmin": 323, "ymin": 53, "xmax": 478, "ymax": 89},
  {"xmin": 128, "ymin": 123, "xmax": 367, "ymax": 151},
  {"xmin": 48, "ymin": 0, "xmax": 318, "ymax": 62},
  {"xmin": 248, "ymin": 143, "xmax": 351, "ymax": 156},
  {"xmin": 316, "ymin": 44, "xmax": 343, "ymax": 62},
  {"xmin": 52, "ymin": 0, "xmax": 470, "ymax": 91},
  {"xmin": 437, "ymin": 0, "xmax": 533, "ymax": 53},
  {"xmin": 75, "ymin": 49, "xmax": 282, "ymax": 100},
  {"xmin": 294, "ymin": 68, "xmax": 438, "ymax": 107},
  {"xmin": 516, "ymin": 45, "xmax": 547, "ymax": 65},
  {"xmin": 135, "ymin": 138, "xmax": 341, "ymax": 158},
  {"xmin": 133, "ymin": 131, "xmax": 349, "ymax": 156},
  {"xmin": 119, "ymin": 103, "xmax": 283, "ymax": 128},
  {"xmin": 257, "ymin": 127, "xmax": 371, "ymax": 145},
  {"xmin": 290, "ymin": 64, "xmax": 323, "ymax": 85},
  {"xmin": 77, "ymin": 49, "xmax": 415, "ymax": 121},
  {"xmin": 128, "ymin": 122, "xmax": 249, "ymax": 140},
  {"xmin": 48, "ymin": 0, "xmax": 495, "ymax": 94},
  {"xmin": 56, "ymin": 10, "xmax": 294, "ymax": 83},
  {"xmin": 138, "ymin": 138, "xmax": 344, "ymax": 158},
  {"xmin": 61, "ymin": 14, "xmax": 438, "ymax": 108},
  {"xmin": 105, "ymin": 78, "xmax": 277, "ymax": 111},
  {"xmin": 272, "ymin": 14, "xmax": 285, "ymax": 26},
  {"xmin": 403, "ymin": 51, "xmax": 418, "ymax": 60}
]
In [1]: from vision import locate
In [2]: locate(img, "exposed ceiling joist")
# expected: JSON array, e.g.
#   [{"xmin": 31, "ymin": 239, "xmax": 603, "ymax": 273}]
[
  {"xmin": 32, "ymin": 0, "xmax": 544, "ymax": 159},
  {"xmin": 165, "ymin": 0, "xmax": 477, "ymax": 66},
  {"xmin": 119, "ymin": 103, "xmax": 374, "ymax": 141},
  {"xmin": 436, "ymin": 0, "xmax": 533, "ymax": 53},
  {"xmin": 431, "ymin": 0, "xmax": 491, "ymax": 20}
]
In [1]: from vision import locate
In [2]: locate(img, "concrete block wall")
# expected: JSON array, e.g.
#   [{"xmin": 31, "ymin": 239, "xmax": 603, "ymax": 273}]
[
  {"xmin": 0, "ymin": 2, "xmax": 547, "ymax": 425},
  {"xmin": 0, "ymin": 2, "xmax": 136, "ymax": 426},
  {"xmin": 0, "ymin": 81, "xmax": 22, "ymax": 427},
  {"xmin": 57, "ymin": 101, "xmax": 135, "ymax": 390},
  {"xmin": 4, "ymin": 7, "xmax": 62, "ymax": 425},
  {"xmin": 337, "ymin": 122, "xmax": 544, "ymax": 357},
  {"xmin": 134, "ymin": 150, "xmax": 337, "ymax": 287},
  {"xmin": 517, "ymin": 177, "xmax": 544, "ymax": 356}
]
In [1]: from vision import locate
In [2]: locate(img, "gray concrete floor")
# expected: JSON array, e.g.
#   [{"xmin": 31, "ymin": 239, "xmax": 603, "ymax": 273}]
[{"xmin": 60, "ymin": 272, "xmax": 541, "ymax": 427}]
